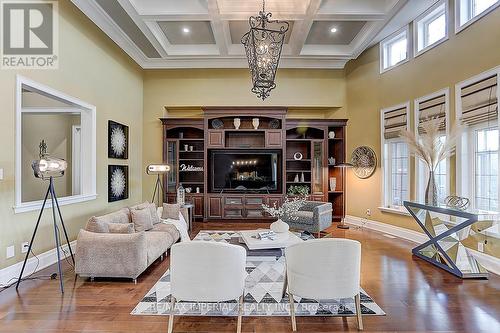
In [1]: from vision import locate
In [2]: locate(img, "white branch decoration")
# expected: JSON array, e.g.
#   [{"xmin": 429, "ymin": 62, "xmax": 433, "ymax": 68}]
[{"xmin": 262, "ymin": 196, "xmax": 305, "ymax": 220}]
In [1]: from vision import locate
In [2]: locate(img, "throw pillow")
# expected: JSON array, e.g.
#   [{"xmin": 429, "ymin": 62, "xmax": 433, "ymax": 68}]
[
  {"xmin": 130, "ymin": 207, "xmax": 154, "ymax": 232},
  {"xmin": 149, "ymin": 203, "xmax": 161, "ymax": 225},
  {"xmin": 85, "ymin": 216, "xmax": 109, "ymax": 233},
  {"xmin": 108, "ymin": 223, "xmax": 135, "ymax": 234},
  {"xmin": 161, "ymin": 203, "xmax": 180, "ymax": 220}
]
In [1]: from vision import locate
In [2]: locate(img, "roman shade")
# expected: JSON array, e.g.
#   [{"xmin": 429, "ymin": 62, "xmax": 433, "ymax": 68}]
[
  {"xmin": 417, "ymin": 93, "xmax": 446, "ymax": 134},
  {"xmin": 460, "ymin": 75, "xmax": 498, "ymax": 126},
  {"xmin": 383, "ymin": 105, "xmax": 408, "ymax": 139}
]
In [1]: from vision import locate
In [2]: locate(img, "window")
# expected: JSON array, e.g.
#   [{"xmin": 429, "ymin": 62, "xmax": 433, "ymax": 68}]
[
  {"xmin": 387, "ymin": 141, "xmax": 409, "ymax": 207},
  {"xmin": 456, "ymin": 0, "xmax": 499, "ymax": 32},
  {"xmin": 474, "ymin": 127, "xmax": 499, "ymax": 211},
  {"xmin": 381, "ymin": 103, "xmax": 411, "ymax": 210},
  {"xmin": 414, "ymin": 1, "xmax": 448, "ymax": 56},
  {"xmin": 380, "ymin": 26, "xmax": 409, "ymax": 73},
  {"xmin": 15, "ymin": 76, "xmax": 97, "ymax": 213},
  {"xmin": 415, "ymin": 89, "xmax": 450, "ymax": 203},
  {"xmin": 456, "ymin": 68, "xmax": 499, "ymax": 212}
]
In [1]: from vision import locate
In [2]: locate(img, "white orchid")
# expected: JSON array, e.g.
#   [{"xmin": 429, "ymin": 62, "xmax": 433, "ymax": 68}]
[{"xmin": 262, "ymin": 196, "xmax": 305, "ymax": 220}]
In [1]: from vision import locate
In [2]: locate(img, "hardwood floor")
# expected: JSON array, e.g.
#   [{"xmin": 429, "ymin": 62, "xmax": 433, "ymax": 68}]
[{"xmin": 1, "ymin": 222, "xmax": 499, "ymax": 332}]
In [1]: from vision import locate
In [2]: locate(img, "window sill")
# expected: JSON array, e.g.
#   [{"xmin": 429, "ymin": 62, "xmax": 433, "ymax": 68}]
[
  {"xmin": 13, "ymin": 193, "xmax": 98, "ymax": 214},
  {"xmin": 378, "ymin": 206, "xmax": 411, "ymax": 216}
]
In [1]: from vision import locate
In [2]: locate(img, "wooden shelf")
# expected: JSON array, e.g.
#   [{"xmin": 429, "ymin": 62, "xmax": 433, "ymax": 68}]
[
  {"xmin": 286, "ymin": 181, "xmax": 311, "ymax": 184},
  {"xmin": 180, "ymin": 150, "xmax": 204, "ymax": 153},
  {"xmin": 179, "ymin": 158, "xmax": 204, "ymax": 161},
  {"xmin": 286, "ymin": 170, "xmax": 311, "ymax": 173},
  {"xmin": 179, "ymin": 138, "xmax": 204, "ymax": 141},
  {"xmin": 328, "ymin": 191, "xmax": 344, "ymax": 194},
  {"xmin": 286, "ymin": 159, "xmax": 311, "ymax": 162}
]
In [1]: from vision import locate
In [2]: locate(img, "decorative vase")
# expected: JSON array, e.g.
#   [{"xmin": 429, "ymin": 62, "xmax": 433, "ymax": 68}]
[
  {"xmin": 270, "ymin": 219, "xmax": 289, "ymax": 233},
  {"xmin": 300, "ymin": 172, "xmax": 305, "ymax": 183},
  {"xmin": 329, "ymin": 177, "xmax": 337, "ymax": 191},
  {"xmin": 328, "ymin": 131, "xmax": 335, "ymax": 139},
  {"xmin": 425, "ymin": 171, "xmax": 438, "ymax": 206},
  {"xmin": 294, "ymin": 174, "xmax": 299, "ymax": 183},
  {"xmin": 252, "ymin": 118, "xmax": 259, "ymax": 129},
  {"xmin": 177, "ymin": 183, "xmax": 185, "ymax": 206},
  {"xmin": 233, "ymin": 118, "xmax": 240, "ymax": 129}
]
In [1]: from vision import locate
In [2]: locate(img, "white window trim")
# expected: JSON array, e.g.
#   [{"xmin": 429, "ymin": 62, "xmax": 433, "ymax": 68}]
[
  {"xmin": 379, "ymin": 25, "xmax": 410, "ymax": 74},
  {"xmin": 455, "ymin": 66, "xmax": 500, "ymax": 209},
  {"xmin": 413, "ymin": 0, "xmax": 449, "ymax": 58},
  {"xmin": 455, "ymin": 0, "xmax": 500, "ymax": 33},
  {"xmin": 414, "ymin": 88, "xmax": 451, "ymax": 203},
  {"xmin": 15, "ymin": 75, "xmax": 97, "ymax": 214},
  {"xmin": 380, "ymin": 102, "xmax": 411, "ymax": 211}
]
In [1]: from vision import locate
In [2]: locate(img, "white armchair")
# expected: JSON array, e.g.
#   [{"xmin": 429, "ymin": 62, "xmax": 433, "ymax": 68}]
[
  {"xmin": 168, "ymin": 241, "xmax": 247, "ymax": 333},
  {"xmin": 284, "ymin": 238, "xmax": 363, "ymax": 331}
]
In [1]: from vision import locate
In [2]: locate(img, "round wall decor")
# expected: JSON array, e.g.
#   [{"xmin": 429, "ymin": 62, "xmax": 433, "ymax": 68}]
[{"xmin": 351, "ymin": 146, "xmax": 377, "ymax": 179}]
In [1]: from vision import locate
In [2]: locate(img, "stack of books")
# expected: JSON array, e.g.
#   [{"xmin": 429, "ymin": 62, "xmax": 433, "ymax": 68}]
[{"xmin": 257, "ymin": 230, "xmax": 277, "ymax": 241}]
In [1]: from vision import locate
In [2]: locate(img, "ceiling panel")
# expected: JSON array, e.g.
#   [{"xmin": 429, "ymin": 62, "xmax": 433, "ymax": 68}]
[
  {"xmin": 228, "ymin": 20, "xmax": 294, "ymax": 44},
  {"xmin": 217, "ymin": 0, "xmax": 311, "ymax": 16},
  {"xmin": 72, "ymin": 0, "xmax": 433, "ymax": 68},
  {"xmin": 95, "ymin": 0, "xmax": 161, "ymax": 58},
  {"xmin": 158, "ymin": 21, "xmax": 216, "ymax": 45},
  {"xmin": 305, "ymin": 21, "xmax": 367, "ymax": 45}
]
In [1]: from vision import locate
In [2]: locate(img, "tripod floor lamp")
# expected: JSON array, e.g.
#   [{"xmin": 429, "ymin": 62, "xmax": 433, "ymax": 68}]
[
  {"xmin": 17, "ymin": 141, "xmax": 75, "ymax": 293},
  {"xmin": 147, "ymin": 164, "xmax": 171, "ymax": 207},
  {"xmin": 335, "ymin": 162, "xmax": 353, "ymax": 229}
]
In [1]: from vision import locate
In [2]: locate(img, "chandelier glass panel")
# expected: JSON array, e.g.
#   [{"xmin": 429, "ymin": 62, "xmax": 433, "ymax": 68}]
[{"xmin": 241, "ymin": 0, "xmax": 289, "ymax": 100}]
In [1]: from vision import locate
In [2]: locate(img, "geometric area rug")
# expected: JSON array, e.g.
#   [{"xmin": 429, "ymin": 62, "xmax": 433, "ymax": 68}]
[{"xmin": 131, "ymin": 230, "xmax": 385, "ymax": 317}]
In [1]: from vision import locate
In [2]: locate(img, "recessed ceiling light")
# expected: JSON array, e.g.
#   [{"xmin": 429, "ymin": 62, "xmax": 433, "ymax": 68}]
[
  {"xmin": 330, "ymin": 27, "xmax": 337, "ymax": 33},
  {"xmin": 182, "ymin": 27, "xmax": 190, "ymax": 34}
]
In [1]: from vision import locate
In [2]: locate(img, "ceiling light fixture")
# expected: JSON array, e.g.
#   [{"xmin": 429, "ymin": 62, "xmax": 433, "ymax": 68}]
[
  {"xmin": 182, "ymin": 27, "xmax": 190, "ymax": 34},
  {"xmin": 241, "ymin": 0, "xmax": 289, "ymax": 100},
  {"xmin": 330, "ymin": 27, "xmax": 337, "ymax": 33}
]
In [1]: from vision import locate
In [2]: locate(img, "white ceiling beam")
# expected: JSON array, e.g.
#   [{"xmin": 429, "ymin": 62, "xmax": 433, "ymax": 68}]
[
  {"xmin": 116, "ymin": 0, "xmax": 168, "ymax": 58},
  {"xmin": 70, "ymin": 0, "xmax": 148, "ymax": 66},
  {"xmin": 208, "ymin": 0, "xmax": 228, "ymax": 56},
  {"xmin": 314, "ymin": 13, "xmax": 387, "ymax": 21},
  {"xmin": 288, "ymin": 0, "xmax": 322, "ymax": 56},
  {"xmin": 140, "ymin": 14, "xmax": 211, "ymax": 21}
]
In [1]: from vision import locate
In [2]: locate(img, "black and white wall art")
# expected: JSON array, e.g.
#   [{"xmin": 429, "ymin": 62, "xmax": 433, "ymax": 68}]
[
  {"xmin": 108, "ymin": 165, "xmax": 129, "ymax": 202},
  {"xmin": 108, "ymin": 120, "xmax": 128, "ymax": 159}
]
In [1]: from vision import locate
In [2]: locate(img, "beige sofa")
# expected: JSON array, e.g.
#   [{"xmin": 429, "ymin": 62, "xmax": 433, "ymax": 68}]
[{"xmin": 75, "ymin": 203, "xmax": 184, "ymax": 282}]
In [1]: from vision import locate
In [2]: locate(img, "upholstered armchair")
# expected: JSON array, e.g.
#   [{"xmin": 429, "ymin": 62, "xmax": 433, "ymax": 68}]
[
  {"xmin": 282, "ymin": 201, "xmax": 332, "ymax": 237},
  {"xmin": 168, "ymin": 242, "xmax": 247, "ymax": 333},
  {"xmin": 285, "ymin": 239, "xmax": 363, "ymax": 331}
]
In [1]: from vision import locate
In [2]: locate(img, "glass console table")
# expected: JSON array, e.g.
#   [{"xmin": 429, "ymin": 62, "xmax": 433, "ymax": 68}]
[{"xmin": 404, "ymin": 201, "xmax": 500, "ymax": 279}]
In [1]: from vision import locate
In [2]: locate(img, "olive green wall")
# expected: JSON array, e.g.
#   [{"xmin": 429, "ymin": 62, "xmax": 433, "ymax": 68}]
[
  {"xmin": 345, "ymin": 5, "xmax": 500, "ymax": 231},
  {"xmin": 0, "ymin": 1, "xmax": 143, "ymax": 270},
  {"xmin": 142, "ymin": 69, "xmax": 348, "ymax": 200}
]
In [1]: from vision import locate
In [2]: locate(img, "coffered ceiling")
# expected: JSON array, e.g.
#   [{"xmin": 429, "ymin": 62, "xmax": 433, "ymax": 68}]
[{"xmin": 71, "ymin": 0, "xmax": 437, "ymax": 69}]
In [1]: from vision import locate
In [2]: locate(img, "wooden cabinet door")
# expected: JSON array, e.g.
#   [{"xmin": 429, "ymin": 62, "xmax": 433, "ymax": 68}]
[
  {"xmin": 311, "ymin": 195, "xmax": 325, "ymax": 202},
  {"xmin": 208, "ymin": 196, "xmax": 222, "ymax": 218},
  {"xmin": 193, "ymin": 196, "xmax": 204, "ymax": 218},
  {"xmin": 208, "ymin": 130, "xmax": 224, "ymax": 148},
  {"xmin": 266, "ymin": 130, "xmax": 282, "ymax": 148}
]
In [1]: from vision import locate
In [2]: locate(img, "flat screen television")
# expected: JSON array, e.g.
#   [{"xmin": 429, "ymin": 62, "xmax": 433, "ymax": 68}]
[{"xmin": 209, "ymin": 150, "xmax": 281, "ymax": 193}]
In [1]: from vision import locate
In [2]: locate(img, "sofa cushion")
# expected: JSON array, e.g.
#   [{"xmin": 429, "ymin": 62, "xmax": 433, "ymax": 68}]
[
  {"xmin": 130, "ymin": 207, "xmax": 154, "ymax": 232},
  {"xmin": 108, "ymin": 223, "xmax": 135, "ymax": 234},
  {"xmin": 85, "ymin": 208, "xmax": 131, "ymax": 233},
  {"xmin": 152, "ymin": 223, "xmax": 181, "ymax": 242},
  {"xmin": 162, "ymin": 203, "xmax": 180, "ymax": 220},
  {"xmin": 145, "ymin": 231, "xmax": 173, "ymax": 265}
]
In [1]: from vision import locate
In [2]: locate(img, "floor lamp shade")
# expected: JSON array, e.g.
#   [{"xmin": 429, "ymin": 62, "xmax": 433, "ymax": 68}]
[{"xmin": 146, "ymin": 164, "xmax": 170, "ymax": 174}]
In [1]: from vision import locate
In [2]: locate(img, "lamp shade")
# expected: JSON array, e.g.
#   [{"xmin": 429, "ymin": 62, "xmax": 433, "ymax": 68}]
[
  {"xmin": 146, "ymin": 164, "xmax": 170, "ymax": 175},
  {"xmin": 32, "ymin": 157, "xmax": 67, "ymax": 179}
]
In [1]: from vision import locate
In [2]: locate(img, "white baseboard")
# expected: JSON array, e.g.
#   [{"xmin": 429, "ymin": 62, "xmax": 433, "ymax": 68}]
[
  {"xmin": 345, "ymin": 215, "xmax": 500, "ymax": 276},
  {"xmin": 0, "ymin": 241, "xmax": 76, "ymax": 286}
]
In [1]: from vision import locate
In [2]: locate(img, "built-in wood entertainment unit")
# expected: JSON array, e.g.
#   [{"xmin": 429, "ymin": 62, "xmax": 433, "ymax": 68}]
[{"xmin": 161, "ymin": 107, "xmax": 347, "ymax": 222}]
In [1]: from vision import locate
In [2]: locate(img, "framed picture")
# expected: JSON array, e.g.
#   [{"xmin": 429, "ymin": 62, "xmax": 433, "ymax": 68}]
[
  {"xmin": 108, "ymin": 165, "xmax": 129, "ymax": 202},
  {"xmin": 108, "ymin": 120, "xmax": 128, "ymax": 159}
]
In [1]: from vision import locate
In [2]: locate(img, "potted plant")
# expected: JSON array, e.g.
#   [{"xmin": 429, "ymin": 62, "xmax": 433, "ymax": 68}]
[
  {"xmin": 262, "ymin": 197, "xmax": 305, "ymax": 233},
  {"xmin": 287, "ymin": 185, "xmax": 310, "ymax": 197}
]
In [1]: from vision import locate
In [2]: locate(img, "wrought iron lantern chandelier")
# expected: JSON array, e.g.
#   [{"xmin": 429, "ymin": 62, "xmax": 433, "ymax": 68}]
[{"xmin": 241, "ymin": 0, "xmax": 289, "ymax": 100}]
